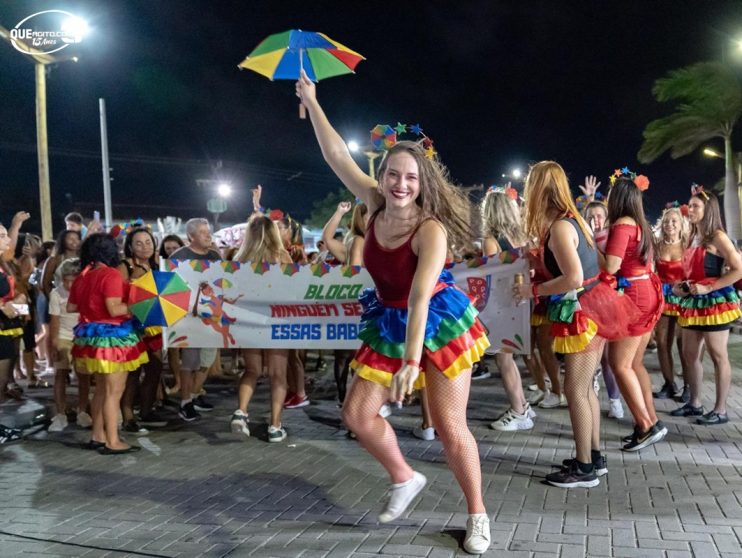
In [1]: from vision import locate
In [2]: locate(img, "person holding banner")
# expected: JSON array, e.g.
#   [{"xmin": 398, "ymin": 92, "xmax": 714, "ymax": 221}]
[
  {"xmin": 230, "ymin": 214, "xmax": 294, "ymax": 442},
  {"xmin": 480, "ymin": 186, "xmax": 535, "ymax": 431},
  {"xmin": 515, "ymin": 162, "xmax": 634, "ymax": 488},
  {"xmin": 297, "ymin": 71, "xmax": 491, "ymax": 554}
]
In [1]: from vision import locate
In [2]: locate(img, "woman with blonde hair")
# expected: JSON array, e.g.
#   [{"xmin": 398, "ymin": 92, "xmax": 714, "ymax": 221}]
[
  {"xmin": 230, "ymin": 214, "xmax": 294, "ymax": 442},
  {"xmin": 480, "ymin": 187, "xmax": 536, "ymax": 432},
  {"xmin": 671, "ymin": 188, "xmax": 742, "ymax": 424},
  {"xmin": 297, "ymin": 71, "xmax": 491, "ymax": 554},
  {"xmin": 514, "ymin": 162, "xmax": 634, "ymax": 488},
  {"xmin": 653, "ymin": 207, "xmax": 689, "ymax": 401}
]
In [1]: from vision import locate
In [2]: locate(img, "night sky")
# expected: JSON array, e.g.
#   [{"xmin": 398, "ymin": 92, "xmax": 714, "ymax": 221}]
[{"xmin": 2, "ymin": 0, "xmax": 742, "ymax": 233}]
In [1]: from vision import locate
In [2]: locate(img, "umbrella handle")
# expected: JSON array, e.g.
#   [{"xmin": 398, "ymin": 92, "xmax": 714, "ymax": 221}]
[{"xmin": 299, "ymin": 47, "xmax": 307, "ymax": 119}]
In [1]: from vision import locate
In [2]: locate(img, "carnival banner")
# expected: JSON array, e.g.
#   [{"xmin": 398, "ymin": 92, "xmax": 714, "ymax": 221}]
[{"xmin": 163, "ymin": 253, "xmax": 529, "ymax": 352}]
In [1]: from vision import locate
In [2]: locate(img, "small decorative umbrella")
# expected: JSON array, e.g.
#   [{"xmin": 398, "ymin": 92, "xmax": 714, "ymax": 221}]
[
  {"xmin": 128, "ymin": 271, "xmax": 192, "ymax": 327},
  {"xmin": 238, "ymin": 29, "xmax": 365, "ymax": 118},
  {"xmin": 189, "ymin": 260, "xmax": 211, "ymax": 272},
  {"xmin": 370, "ymin": 124, "xmax": 396, "ymax": 151},
  {"xmin": 342, "ymin": 265, "xmax": 362, "ymax": 278},
  {"xmin": 252, "ymin": 261, "xmax": 271, "ymax": 275},
  {"xmin": 283, "ymin": 263, "xmax": 301, "ymax": 276},
  {"xmin": 221, "ymin": 261, "xmax": 241, "ymax": 274},
  {"xmin": 213, "ymin": 278, "xmax": 233, "ymax": 289},
  {"xmin": 311, "ymin": 262, "xmax": 331, "ymax": 277}
]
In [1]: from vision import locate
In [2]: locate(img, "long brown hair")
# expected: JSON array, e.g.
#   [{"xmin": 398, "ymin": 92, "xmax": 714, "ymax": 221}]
[
  {"xmin": 523, "ymin": 161, "xmax": 594, "ymax": 246},
  {"xmin": 690, "ymin": 191, "xmax": 726, "ymax": 246},
  {"xmin": 235, "ymin": 214, "xmax": 289, "ymax": 264},
  {"xmin": 480, "ymin": 190, "xmax": 527, "ymax": 247},
  {"xmin": 606, "ymin": 177, "xmax": 653, "ymax": 264},
  {"xmin": 375, "ymin": 141, "xmax": 474, "ymax": 250}
]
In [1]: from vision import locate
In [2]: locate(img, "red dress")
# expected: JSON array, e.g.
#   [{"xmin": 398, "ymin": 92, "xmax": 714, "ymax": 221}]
[
  {"xmin": 605, "ymin": 224, "xmax": 663, "ymax": 336},
  {"xmin": 655, "ymin": 258, "xmax": 684, "ymax": 317}
]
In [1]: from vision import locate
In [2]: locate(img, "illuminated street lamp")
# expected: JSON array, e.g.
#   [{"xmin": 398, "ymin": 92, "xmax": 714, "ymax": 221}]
[
  {"xmin": 217, "ymin": 182, "xmax": 232, "ymax": 198},
  {"xmin": 703, "ymin": 147, "xmax": 723, "ymax": 159}
]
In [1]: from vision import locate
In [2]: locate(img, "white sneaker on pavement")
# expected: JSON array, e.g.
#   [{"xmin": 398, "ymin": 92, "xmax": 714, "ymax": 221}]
[
  {"xmin": 76, "ymin": 411, "xmax": 92, "ymax": 428},
  {"xmin": 378, "ymin": 471, "xmax": 427, "ymax": 523},
  {"xmin": 538, "ymin": 390, "xmax": 561, "ymax": 408},
  {"xmin": 490, "ymin": 409, "xmax": 534, "ymax": 431},
  {"xmin": 230, "ymin": 410, "xmax": 250, "ymax": 436},
  {"xmin": 608, "ymin": 398, "xmax": 624, "ymax": 419},
  {"xmin": 559, "ymin": 393, "xmax": 568, "ymax": 407},
  {"xmin": 463, "ymin": 513, "xmax": 491, "ymax": 554},
  {"xmin": 412, "ymin": 426, "xmax": 435, "ymax": 441},
  {"xmin": 48, "ymin": 413, "xmax": 68, "ymax": 432}
]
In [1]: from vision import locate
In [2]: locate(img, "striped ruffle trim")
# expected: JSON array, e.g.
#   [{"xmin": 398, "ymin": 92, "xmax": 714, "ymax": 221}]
[
  {"xmin": 550, "ymin": 312, "xmax": 598, "ymax": 354},
  {"xmin": 678, "ymin": 286, "xmax": 741, "ymax": 327}
]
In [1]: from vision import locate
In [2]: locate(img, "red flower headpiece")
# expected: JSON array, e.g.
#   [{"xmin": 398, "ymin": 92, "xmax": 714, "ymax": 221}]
[
  {"xmin": 268, "ymin": 208, "xmax": 285, "ymax": 221},
  {"xmin": 488, "ymin": 184, "xmax": 519, "ymax": 201},
  {"xmin": 609, "ymin": 166, "xmax": 649, "ymax": 191}
]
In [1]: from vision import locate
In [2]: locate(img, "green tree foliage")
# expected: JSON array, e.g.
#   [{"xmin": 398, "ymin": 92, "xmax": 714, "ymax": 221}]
[
  {"xmin": 305, "ymin": 188, "xmax": 353, "ymax": 229},
  {"xmin": 638, "ymin": 62, "xmax": 742, "ymax": 238}
]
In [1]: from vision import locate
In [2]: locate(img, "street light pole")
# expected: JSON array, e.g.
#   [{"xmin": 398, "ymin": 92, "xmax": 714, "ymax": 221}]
[{"xmin": 34, "ymin": 62, "xmax": 52, "ymax": 240}]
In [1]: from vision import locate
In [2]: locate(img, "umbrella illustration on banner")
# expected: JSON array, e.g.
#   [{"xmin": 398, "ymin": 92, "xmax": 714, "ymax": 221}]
[
  {"xmin": 342, "ymin": 265, "xmax": 362, "ymax": 278},
  {"xmin": 128, "ymin": 271, "xmax": 192, "ymax": 327},
  {"xmin": 283, "ymin": 263, "xmax": 301, "ymax": 276},
  {"xmin": 252, "ymin": 261, "xmax": 271, "ymax": 275},
  {"xmin": 213, "ymin": 278, "xmax": 233, "ymax": 289},
  {"xmin": 498, "ymin": 249, "xmax": 520, "ymax": 264},
  {"xmin": 221, "ymin": 261, "xmax": 241, "ymax": 274},
  {"xmin": 311, "ymin": 262, "xmax": 331, "ymax": 277},
  {"xmin": 189, "ymin": 260, "xmax": 211, "ymax": 272},
  {"xmin": 238, "ymin": 29, "xmax": 365, "ymax": 118}
]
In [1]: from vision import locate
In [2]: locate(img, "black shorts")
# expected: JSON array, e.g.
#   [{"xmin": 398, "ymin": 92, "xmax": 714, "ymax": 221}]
[
  {"xmin": 683, "ymin": 323, "xmax": 732, "ymax": 332},
  {"xmin": 22, "ymin": 321, "xmax": 36, "ymax": 350}
]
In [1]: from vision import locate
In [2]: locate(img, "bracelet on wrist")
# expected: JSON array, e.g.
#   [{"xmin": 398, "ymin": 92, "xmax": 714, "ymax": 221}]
[{"xmin": 404, "ymin": 359, "xmax": 421, "ymax": 369}]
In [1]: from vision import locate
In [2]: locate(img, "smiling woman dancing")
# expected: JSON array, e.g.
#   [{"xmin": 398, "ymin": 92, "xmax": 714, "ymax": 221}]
[{"xmin": 296, "ymin": 71, "xmax": 491, "ymax": 554}]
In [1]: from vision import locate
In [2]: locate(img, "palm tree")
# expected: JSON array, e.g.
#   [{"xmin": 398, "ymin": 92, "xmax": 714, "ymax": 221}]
[{"xmin": 638, "ymin": 62, "xmax": 742, "ymax": 239}]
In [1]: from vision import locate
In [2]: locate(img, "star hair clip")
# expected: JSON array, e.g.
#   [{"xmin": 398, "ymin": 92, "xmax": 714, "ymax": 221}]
[
  {"xmin": 609, "ymin": 166, "xmax": 650, "ymax": 191},
  {"xmin": 691, "ymin": 183, "xmax": 709, "ymax": 200},
  {"xmin": 370, "ymin": 122, "xmax": 437, "ymax": 159}
]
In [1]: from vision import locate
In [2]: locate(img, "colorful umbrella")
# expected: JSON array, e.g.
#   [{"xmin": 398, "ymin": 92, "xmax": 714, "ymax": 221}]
[
  {"xmin": 283, "ymin": 262, "xmax": 301, "ymax": 276},
  {"xmin": 128, "ymin": 271, "xmax": 192, "ymax": 327},
  {"xmin": 311, "ymin": 262, "xmax": 331, "ymax": 277},
  {"xmin": 166, "ymin": 260, "xmax": 180, "ymax": 271},
  {"xmin": 498, "ymin": 250, "xmax": 520, "ymax": 264},
  {"xmin": 238, "ymin": 29, "xmax": 365, "ymax": 118},
  {"xmin": 370, "ymin": 124, "xmax": 396, "ymax": 151},
  {"xmin": 221, "ymin": 261, "xmax": 241, "ymax": 273},
  {"xmin": 342, "ymin": 265, "xmax": 362, "ymax": 278},
  {"xmin": 213, "ymin": 278, "xmax": 233, "ymax": 289},
  {"xmin": 189, "ymin": 260, "xmax": 211, "ymax": 272},
  {"xmin": 252, "ymin": 261, "xmax": 271, "ymax": 275}
]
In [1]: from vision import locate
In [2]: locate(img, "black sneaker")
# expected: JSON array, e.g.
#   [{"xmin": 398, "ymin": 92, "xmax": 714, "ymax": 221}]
[
  {"xmin": 653, "ymin": 381, "xmax": 677, "ymax": 399},
  {"xmin": 123, "ymin": 420, "xmax": 149, "ymax": 435},
  {"xmin": 622, "ymin": 425, "xmax": 639, "ymax": 444},
  {"xmin": 138, "ymin": 411, "xmax": 169, "ymax": 427},
  {"xmin": 178, "ymin": 402, "xmax": 201, "ymax": 422},
  {"xmin": 622, "ymin": 422, "xmax": 667, "ymax": 452},
  {"xmin": 670, "ymin": 403, "xmax": 704, "ymax": 417},
  {"xmin": 696, "ymin": 411, "xmax": 729, "ymax": 425},
  {"xmin": 675, "ymin": 385, "xmax": 690, "ymax": 403},
  {"xmin": 545, "ymin": 460, "xmax": 599, "ymax": 488},
  {"xmin": 471, "ymin": 362, "xmax": 491, "ymax": 381},
  {"xmin": 193, "ymin": 395, "xmax": 214, "ymax": 412},
  {"xmin": 561, "ymin": 455, "xmax": 608, "ymax": 477}
]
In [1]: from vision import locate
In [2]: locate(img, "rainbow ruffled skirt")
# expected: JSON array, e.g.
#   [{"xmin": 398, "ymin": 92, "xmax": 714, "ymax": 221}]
[
  {"xmin": 677, "ymin": 286, "xmax": 741, "ymax": 328},
  {"xmin": 531, "ymin": 297, "xmax": 550, "ymax": 327},
  {"xmin": 72, "ymin": 320, "xmax": 149, "ymax": 374},
  {"xmin": 661, "ymin": 283, "xmax": 682, "ymax": 317},
  {"xmin": 350, "ymin": 270, "xmax": 490, "ymax": 388}
]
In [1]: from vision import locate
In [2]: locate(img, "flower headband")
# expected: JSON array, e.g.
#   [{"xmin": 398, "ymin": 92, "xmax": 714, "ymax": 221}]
[
  {"xmin": 488, "ymin": 184, "xmax": 519, "ymax": 201},
  {"xmin": 609, "ymin": 166, "xmax": 650, "ymax": 191},
  {"xmin": 691, "ymin": 183, "xmax": 710, "ymax": 201},
  {"xmin": 370, "ymin": 122, "xmax": 436, "ymax": 159}
]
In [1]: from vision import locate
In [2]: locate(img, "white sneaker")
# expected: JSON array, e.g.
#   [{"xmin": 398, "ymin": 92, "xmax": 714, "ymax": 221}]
[
  {"xmin": 230, "ymin": 410, "xmax": 250, "ymax": 436},
  {"xmin": 539, "ymin": 390, "xmax": 561, "ymax": 408},
  {"xmin": 48, "ymin": 413, "xmax": 68, "ymax": 432},
  {"xmin": 379, "ymin": 403, "xmax": 392, "ymax": 418},
  {"xmin": 76, "ymin": 411, "xmax": 92, "ymax": 428},
  {"xmin": 528, "ymin": 389, "xmax": 545, "ymax": 405},
  {"xmin": 463, "ymin": 513, "xmax": 491, "ymax": 554},
  {"xmin": 559, "ymin": 393, "xmax": 568, "ymax": 407},
  {"xmin": 524, "ymin": 402, "xmax": 537, "ymax": 419},
  {"xmin": 527, "ymin": 383, "xmax": 539, "ymax": 392},
  {"xmin": 608, "ymin": 398, "xmax": 624, "ymax": 419},
  {"xmin": 490, "ymin": 409, "xmax": 534, "ymax": 431},
  {"xmin": 267, "ymin": 424, "xmax": 287, "ymax": 443},
  {"xmin": 412, "ymin": 426, "xmax": 435, "ymax": 441},
  {"xmin": 378, "ymin": 471, "xmax": 427, "ymax": 523}
]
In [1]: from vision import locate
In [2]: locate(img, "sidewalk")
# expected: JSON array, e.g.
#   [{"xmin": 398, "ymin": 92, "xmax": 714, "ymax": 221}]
[{"xmin": 1, "ymin": 336, "xmax": 742, "ymax": 558}]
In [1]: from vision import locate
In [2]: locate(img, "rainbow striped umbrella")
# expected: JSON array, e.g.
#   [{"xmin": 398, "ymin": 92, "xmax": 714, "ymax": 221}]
[{"xmin": 239, "ymin": 29, "xmax": 364, "ymax": 117}]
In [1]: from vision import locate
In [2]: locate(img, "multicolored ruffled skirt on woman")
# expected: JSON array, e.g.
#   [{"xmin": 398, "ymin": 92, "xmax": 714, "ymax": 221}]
[
  {"xmin": 72, "ymin": 319, "xmax": 149, "ymax": 374},
  {"xmin": 350, "ymin": 270, "xmax": 490, "ymax": 388},
  {"xmin": 677, "ymin": 285, "xmax": 741, "ymax": 329},
  {"xmin": 546, "ymin": 273, "xmax": 640, "ymax": 353},
  {"xmin": 661, "ymin": 283, "xmax": 682, "ymax": 317},
  {"xmin": 531, "ymin": 296, "xmax": 550, "ymax": 327}
]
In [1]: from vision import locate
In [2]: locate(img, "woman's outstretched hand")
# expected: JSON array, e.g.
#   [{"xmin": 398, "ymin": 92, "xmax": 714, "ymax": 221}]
[
  {"xmin": 295, "ymin": 69, "xmax": 317, "ymax": 108},
  {"xmin": 390, "ymin": 364, "xmax": 420, "ymax": 403},
  {"xmin": 336, "ymin": 201, "xmax": 352, "ymax": 214}
]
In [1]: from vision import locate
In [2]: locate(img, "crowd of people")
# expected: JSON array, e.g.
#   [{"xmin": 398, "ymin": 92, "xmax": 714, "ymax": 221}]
[{"xmin": 1, "ymin": 75, "xmax": 741, "ymax": 554}]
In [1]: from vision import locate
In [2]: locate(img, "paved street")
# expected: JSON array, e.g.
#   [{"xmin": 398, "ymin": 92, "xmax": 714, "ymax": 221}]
[{"xmin": 2, "ymin": 338, "xmax": 742, "ymax": 558}]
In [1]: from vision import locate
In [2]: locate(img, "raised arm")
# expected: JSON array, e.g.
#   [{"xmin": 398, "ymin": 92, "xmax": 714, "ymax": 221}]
[
  {"xmin": 321, "ymin": 202, "xmax": 351, "ymax": 263},
  {"xmin": 296, "ymin": 71, "xmax": 381, "ymax": 210}
]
